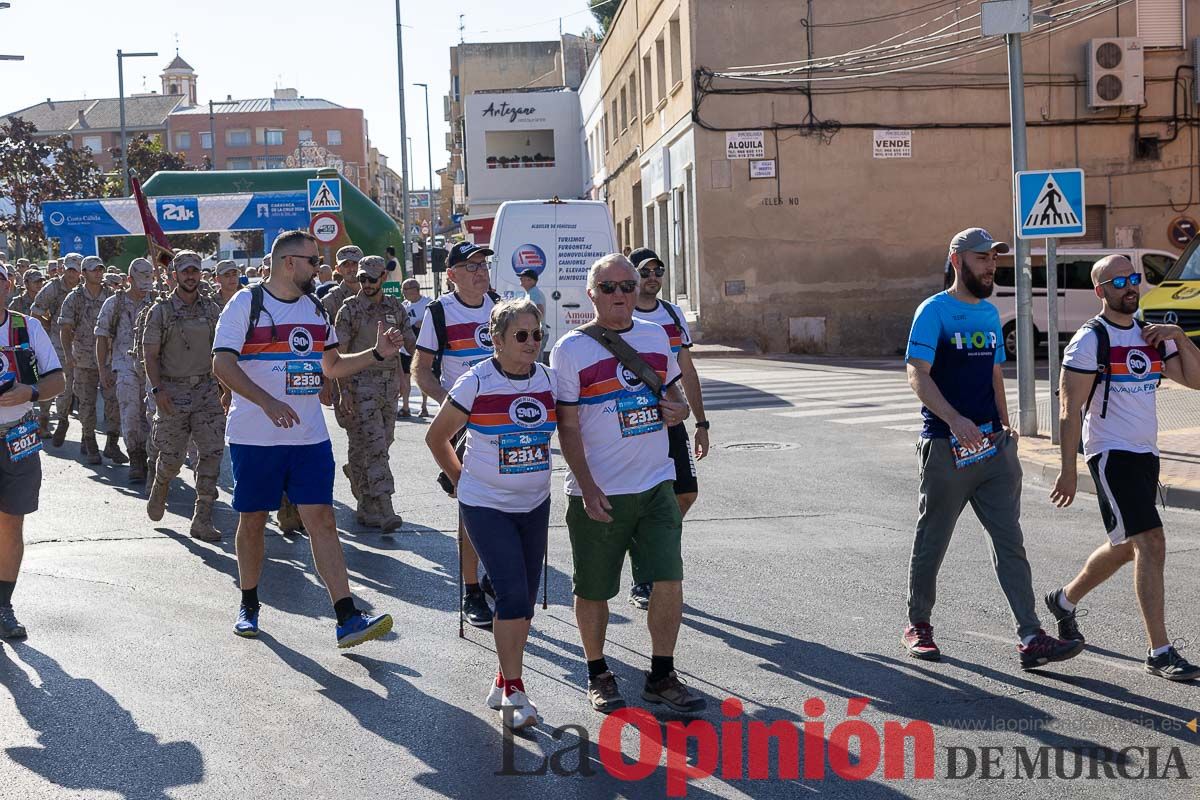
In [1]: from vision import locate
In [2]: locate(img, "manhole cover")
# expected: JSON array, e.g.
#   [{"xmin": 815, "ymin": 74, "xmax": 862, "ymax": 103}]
[{"xmin": 723, "ymin": 441, "xmax": 797, "ymax": 452}]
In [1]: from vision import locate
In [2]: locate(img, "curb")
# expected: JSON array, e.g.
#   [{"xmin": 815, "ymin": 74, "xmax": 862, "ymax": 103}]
[{"xmin": 1019, "ymin": 453, "xmax": 1200, "ymax": 514}]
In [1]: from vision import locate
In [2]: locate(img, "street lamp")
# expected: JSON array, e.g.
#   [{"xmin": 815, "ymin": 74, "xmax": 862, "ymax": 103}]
[
  {"xmin": 117, "ymin": 49, "xmax": 158, "ymax": 196},
  {"xmin": 0, "ymin": 3, "xmax": 22, "ymax": 61},
  {"xmin": 414, "ymin": 82, "xmax": 435, "ymax": 243}
]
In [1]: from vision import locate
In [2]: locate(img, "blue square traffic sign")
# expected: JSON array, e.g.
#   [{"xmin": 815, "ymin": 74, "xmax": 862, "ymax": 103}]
[
  {"xmin": 307, "ymin": 178, "xmax": 342, "ymax": 213},
  {"xmin": 1015, "ymin": 169, "xmax": 1085, "ymax": 239}
]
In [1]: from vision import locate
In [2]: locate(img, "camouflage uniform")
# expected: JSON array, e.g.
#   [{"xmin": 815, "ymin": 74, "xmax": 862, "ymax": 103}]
[
  {"xmin": 58, "ymin": 282, "xmax": 119, "ymax": 462},
  {"xmin": 143, "ymin": 292, "xmax": 225, "ymax": 540},
  {"xmin": 96, "ymin": 288, "xmax": 156, "ymax": 479},
  {"xmin": 333, "ymin": 282, "xmax": 410, "ymax": 530},
  {"xmin": 130, "ymin": 294, "xmax": 164, "ymax": 487},
  {"xmin": 8, "ymin": 291, "xmax": 37, "ymax": 315},
  {"xmin": 31, "ymin": 275, "xmax": 76, "ymax": 429}
]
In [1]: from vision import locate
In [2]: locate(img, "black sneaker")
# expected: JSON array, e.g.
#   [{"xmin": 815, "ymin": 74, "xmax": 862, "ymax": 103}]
[
  {"xmin": 1145, "ymin": 644, "xmax": 1200, "ymax": 682},
  {"xmin": 1019, "ymin": 629, "xmax": 1085, "ymax": 670},
  {"xmin": 643, "ymin": 670, "xmax": 707, "ymax": 713},
  {"xmin": 0, "ymin": 605, "xmax": 27, "ymax": 639},
  {"xmin": 587, "ymin": 670, "xmax": 626, "ymax": 714},
  {"xmin": 480, "ymin": 574, "xmax": 496, "ymax": 600},
  {"xmin": 1043, "ymin": 589, "xmax": 1086, "ymax": 642},
  {"xmin": 628, "ymin": 582, "xmax": 651, "ymax": 610},
  {"xmin": 462, "ymin": 590, "xmax": 493, "ymax": 629}
]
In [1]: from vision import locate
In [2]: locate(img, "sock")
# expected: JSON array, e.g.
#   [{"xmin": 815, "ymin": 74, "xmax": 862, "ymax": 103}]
[
  {"xmin": 503, "ymin": 678, "xmax": 525, "ymax": 696},
  {"xmin": 1057, "ymin": 590, "xmax": 1076, "ymax": 613},
  {"xmin": 333, "ymin": 596, "xmax": 358, "ymax": 625},
  {"xmin": 587, "ymin": 657, "xmax": 609, "ymax": 678},
  {"xmin": 1151, "ymin": 644, "xmax": 1172, "ymax": 658},
  {"xmin": 240, "ymin": 586, "xmax": 258, "ymax": 610},
  {"xmin": 495, "ymin": 670, "xmax": 504, "ymax": 688},
  {"xmin": 1021, "ymin": 634, "xmax": 1037, "ymax": 647},
  {"xmin": 649, "ymin": 655, "xmax": 674, "ymax": 681},
  {"xmin": 0, "ymin": 580, "xmax": 15, "ymax": 607},
  {"xmin": 465, "ymin": 582, "xmax": 482, "ymax": 596}
]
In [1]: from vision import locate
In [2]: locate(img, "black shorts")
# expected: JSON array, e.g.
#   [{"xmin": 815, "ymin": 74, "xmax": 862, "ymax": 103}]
[
  {"xmin": 400, "ymin": 352, "xmax": 412, "ymax": 374},
  {"xmin": 0, "ymin": 426, "xmax": 42, "ymax": 516},
  {"xmin": 667, "ymin": 423, "xmax": 698, "ymax": 496},
  {"xmin": 1087, "ymin": 450, "xmax": 1162, "ymax": 545}
]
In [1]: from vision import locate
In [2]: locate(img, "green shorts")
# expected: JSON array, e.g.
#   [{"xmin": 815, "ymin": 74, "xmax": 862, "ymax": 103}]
[{"xmin": 566, "ymin": 480, "xmax": 683, "ymax": 601}]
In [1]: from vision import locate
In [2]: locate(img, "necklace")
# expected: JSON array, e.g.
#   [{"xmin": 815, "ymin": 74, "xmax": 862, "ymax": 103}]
[{"xmin": 495, "ymin": 357, "xmax": 536, "ymax": 394}]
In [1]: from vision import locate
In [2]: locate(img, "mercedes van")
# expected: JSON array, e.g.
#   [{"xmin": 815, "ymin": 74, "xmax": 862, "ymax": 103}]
[
  {"xmin": 1140, "ymin": 235, "xmax": 1200, "ymax": 345},
  {"xmin": 490, "ymin": 199, "xmax": 618, "ymax": 349}
]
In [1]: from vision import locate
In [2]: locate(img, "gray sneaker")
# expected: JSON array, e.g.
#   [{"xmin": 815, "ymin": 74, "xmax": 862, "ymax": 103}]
[
  {"xmin": 628, "ymin": 582, "xmax": 651, "ymax": 610},
  {"xmin": 587, "ymin": 670, "xmax": 626, "ymax": 714},
  {"xmin": 643, "ymin": 670, "xmax": 706, "ymax": 713},
  {"xmin": 1146, "ymin": 645, "xmax": 1200, "ymax": 682},
  {"xmin": 0, "ymin": 605, "xmax": 27, "ymax": 639}
]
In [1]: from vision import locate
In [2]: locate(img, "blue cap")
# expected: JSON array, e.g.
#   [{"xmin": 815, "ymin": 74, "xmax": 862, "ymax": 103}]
[{"xmin": 448, "ymin": 241, "xmax": 495, "ymax": 268}]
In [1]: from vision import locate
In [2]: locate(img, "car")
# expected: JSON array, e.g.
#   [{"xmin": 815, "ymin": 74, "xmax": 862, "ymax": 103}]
[
  {"xmin": 1139, "ymin": 235, "xmax": 1200, "ymax": 344},
  {"xmin": 992, "ymin": 247, "xmax": 1177, "ymax": 358}
]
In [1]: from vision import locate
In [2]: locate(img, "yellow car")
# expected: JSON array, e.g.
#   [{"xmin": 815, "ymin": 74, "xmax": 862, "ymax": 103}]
[{"xmin": 1140, "ymin": 238, "xmax": 1200, "ymax": 343}]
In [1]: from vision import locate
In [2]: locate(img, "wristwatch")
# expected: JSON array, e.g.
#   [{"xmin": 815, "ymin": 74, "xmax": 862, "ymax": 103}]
[
  {"xmin": 28, "ymin": 385, "xmax": 39, "ymax": 403},
  {"xmin": 371, "ymin": 347, "xmax": 385, "ymax": 361},
  {"xmin": 695, "ymin": 420, "xmax": 711, "ymax": 430}
]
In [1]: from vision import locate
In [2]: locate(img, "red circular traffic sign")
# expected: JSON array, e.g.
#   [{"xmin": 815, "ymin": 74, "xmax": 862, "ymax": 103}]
[{"xmin": 310, "ymin": 213, "xmax": 341, "ymax": 244}]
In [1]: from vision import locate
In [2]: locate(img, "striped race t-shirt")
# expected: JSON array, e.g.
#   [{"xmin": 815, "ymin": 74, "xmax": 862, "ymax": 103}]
[
  {"xmin": 213, "ymin": 286, "xmax": 336, "ymax": 446},
  {"xmin": 448, "ymin": 359, "xmax": 557, "ymax": 513},
  {"xmin": 633, "ymin": 299, "xmax": 693, "ymax": 353},
  {"xmin": 416, "ymin": 292, "xmax": 497, "ymax": 391},
  {"xmin": 550, "ymin": 318, "xmax": 681, "ymax": 497}
]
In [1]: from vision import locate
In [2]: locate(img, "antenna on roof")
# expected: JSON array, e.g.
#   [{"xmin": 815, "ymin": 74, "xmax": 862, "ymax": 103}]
[
  {"xmin": 459, "ymin": 13, "xmax": 465, "ymax": 43},
  {"xmin": 174, "ymin": 32, "xmax": 179, "ymax": 56}
]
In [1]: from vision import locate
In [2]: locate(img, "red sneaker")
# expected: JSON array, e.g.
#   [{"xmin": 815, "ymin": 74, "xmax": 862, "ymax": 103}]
[{"xmin": 903, "ymin": 623, "xmax": 941, "ymax": 661}]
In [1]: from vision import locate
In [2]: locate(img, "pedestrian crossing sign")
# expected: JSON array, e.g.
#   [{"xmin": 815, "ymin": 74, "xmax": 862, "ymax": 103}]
[
  {"xmin": 307, "ymin": 179, "xmax": 342, "ymax": 213},
  {"xmin": 1015, "ymin": 168, "xmax": 1085, "ymax": 239}
]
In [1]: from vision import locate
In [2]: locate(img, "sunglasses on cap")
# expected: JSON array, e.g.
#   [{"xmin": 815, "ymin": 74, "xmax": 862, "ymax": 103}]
[
  {"xmin": 511, "ymin": 328, "xmax": 544, "ymax": 343},
  {"xmin": 595, "ymin": 280, "xmax": 638, "ymax": 295},
  {"xmin": 638, "ymin": 266, "xmax": 665, "ymax": 278},
  {"xmin": 358, "ymin": 274, "xmax": 381, "ymax": 284},
  {"xmin": 1100, "ymin": 273, "xmax": 1142, "ymax": 289}
]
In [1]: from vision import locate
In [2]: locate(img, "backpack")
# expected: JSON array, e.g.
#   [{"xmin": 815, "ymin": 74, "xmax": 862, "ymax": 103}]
[
  {"xmin": 129, "ymin": 297, "xmax": 157, "ymax": 362},
  {"xmin": 427, "ymin": 290, "xmax": 500, "ymax": 380},
  {"xmin": 1083, "ymin": 316, "xmax": 1167, "ymax": 419},
  {"xmin": 657, "ymin": 300, "xmax": 687, "ymax": 342},
  {"xmin": 245, "ymin": 283, "xmax": 329, "ymax": 343}
]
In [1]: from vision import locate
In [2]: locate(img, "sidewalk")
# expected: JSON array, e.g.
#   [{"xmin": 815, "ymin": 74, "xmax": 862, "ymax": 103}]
[{"xmin": 1020, "ymin": 383, "xmax": 1200, "ymax": 512}]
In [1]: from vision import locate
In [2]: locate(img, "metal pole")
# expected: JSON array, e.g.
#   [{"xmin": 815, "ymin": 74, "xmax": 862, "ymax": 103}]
[
  {"xmin": 208, "ymin": 99, "xmax": 217, "ymax": 170},
  {"xmin": 395, "ymin": 0, "xmax": 412, "ymax": 275},
  {"xmin": 118, "ymin": 50, "xmax": 129, "ymax": 195},
  {"xmin": 416, "ymin": 83, "xmax": 435, "ymax": 242},
  {"xmin": 1006, "ymin": 32, "xmax": 1037, "ymax": 437},
  {"xmin": 1046, "ymin": 237, "xmax": 1060, "ymax": 443}
]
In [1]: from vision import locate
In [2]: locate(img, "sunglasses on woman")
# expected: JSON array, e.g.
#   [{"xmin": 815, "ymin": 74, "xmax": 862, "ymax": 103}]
[
  {"xmin": 595, "ymin": 280, "xmax": 638, "ymax": 294},
  {"xmin": 1100, "ymin": 273, "xmax": 1142, "ymax": 289},
  {"xmin": 638, "ymin": 266, "xmax": 665, "ymax": 278},
  {"xmin": 511, "ymin": 328, "xmax": 544, "ymax": 343}
]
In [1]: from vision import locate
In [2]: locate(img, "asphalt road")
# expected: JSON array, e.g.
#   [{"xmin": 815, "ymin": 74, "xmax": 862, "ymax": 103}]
[{"xmin": 1, "ymin": 356, "xmax": 1197, "ymax": 799}]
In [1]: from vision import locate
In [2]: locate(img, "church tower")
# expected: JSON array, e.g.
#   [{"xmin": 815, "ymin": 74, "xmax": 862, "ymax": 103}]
[{"xmin": 160, "ymin": 52, "xmax": 197, "ymax": 107}]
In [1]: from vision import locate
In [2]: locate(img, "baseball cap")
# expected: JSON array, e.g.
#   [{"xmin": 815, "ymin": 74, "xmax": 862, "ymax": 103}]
[
  {"xmin": 23, "ymin": 268, "xmax": 44, "ymax": 283},
  {"xmin": 357, "ymin": 255, "xmax": 387, "ymax": 280},
  {"xmin": 949, "ymin": 228, "xmax": 1010, "ymax": 255},
  {"xmin": 628, "ymin": 247, "xmax": 663, "ymax": 270},
  {"xmin": 517, "ymin": 268, "xmax": 539, "ymax": 281},
  {"xmin": 80, "ymin": 256, "xmax": 105, "ymax": 272},
  {"xmin": 336, "ymin": 245, "xmax": 363, "ymax": 264},
  {"xmin": 215, "ymin": 259, "xmax": 240, "ymax": 276},
  {"xmin": 448, "ymin": 241, "xmax": 494, "ymax": 268},
  {"xmin": 129, "ymin": 258, "xmax": 155, "ymax": 287},
  {"xmin": 62, "ymin": 253, "xmax": 83, "ymax": 271},
  {"xmin": 172, "ymin": 250, "xmax": 203, "ymax": 270},
  {"xmin": 103, "ymin": 272, "xmax": 124, "ymax": 288}
]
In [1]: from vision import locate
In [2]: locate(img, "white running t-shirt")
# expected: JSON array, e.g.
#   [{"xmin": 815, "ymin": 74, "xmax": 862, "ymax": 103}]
[{"xmin": 415, "ymin": 292, "xmax": 496, "ymax": 391}]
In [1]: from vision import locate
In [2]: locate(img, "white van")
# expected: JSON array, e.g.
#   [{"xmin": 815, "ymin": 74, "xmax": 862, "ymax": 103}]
[
  {"xmin": 490, "ymin": 199, "xmax": 618, "ymax": 349},
  {"xmin": 993, "ymin": 247, "xmax": 1177, "ymax": 357}
]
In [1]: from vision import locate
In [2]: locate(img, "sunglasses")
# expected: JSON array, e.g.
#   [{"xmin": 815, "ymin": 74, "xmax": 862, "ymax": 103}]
[
  {"xmin": 453, "ymin": 261, "xmax": 489, "ymax": 273},
  {"xmin": 511, "ymin": 328, "xmax": 544, "ymax": 343},
  {"xmin": 358, "ymin": 275, "xmax": 381, "ymax": 284},
  {"xmin": 288, "ymin": 254, "xmax": 321, "ymax": 267},
  {"xmin": 639, "ymin": 266, "xmax": 665, "ymax": 278},
  {"xmin": 1100, "ymin": 273, "xmax": 1142, "ymax": 289},
  {"xmin": 595, "ymin": 280, "xmax": 638, "ymax": 294}
]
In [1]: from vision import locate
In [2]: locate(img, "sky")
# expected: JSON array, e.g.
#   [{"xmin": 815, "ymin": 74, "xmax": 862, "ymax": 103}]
[{"xmin": 0, "ymin": 0, "xmax": 602, "ymax": 191}]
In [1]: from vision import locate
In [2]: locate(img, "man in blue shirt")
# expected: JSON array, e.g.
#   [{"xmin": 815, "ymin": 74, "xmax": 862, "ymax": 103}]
[{"xmin": 903, "ymin": 227, "xmax": 1083, "ymax": 671}]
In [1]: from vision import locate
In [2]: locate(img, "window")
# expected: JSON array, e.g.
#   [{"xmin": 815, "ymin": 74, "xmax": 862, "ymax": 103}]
[
  {"xmin": 602, "ymin": 114, "xmax": 609, "ymax": 153},
  {"xmin": 174, "ymin": 132, "xmax": 191, "ymax": 150},
  {"xmin": 257, "ymin": 155, "xmax": 287, "ymax": 170},
  {"xmin": 1137, "ymin": 0, "xmax": 1185, "ymax": 48},
  {"xmin": 611, "ymin": 100, "xmax": 619, "ymax": 141},
  {"xmin": 620, "ymin": 88, "xmax": 628, "ymax": 130},
  {"xmin": 226, "ymin": 129, "xmax": 251, "ymax": 147},
  {"xmin": 199, "ymin": 131, "xmax": 212, "ymax": 150},
  {"xmin": 669, "ymin": 17, "xmax": 683, "ymax": 86},
  {"xmin": 81, "ymin": 135, "xmax": 102, "ymax": 152},
  {"xmin": 483, "ymin": 129, "xmax": 555, "ymax": 169},
  {"xmin": 327, "ymin": 129, "xmax": 342, "ymax": 146},
  {"xmin": 226, "ymin": 157, "xmax": 252, "ymax": 170},
  {"xmin": 1142, "ymin": 253, "xmax": 1176, "ymax": 285},
  {"xmin": 299, "ymin": 129, "xmax": 313, "ymax": 143},
  {"xmin": 265, "ymin": 129, "xmax": 284, "ymax": 146},
  {"xmin": 629, "ymin": 74, "xmax": 638, "ymax": 122},
  {"xmin": 655, "ymin": 35, "xmax": 667, "ymax": 102},
  {"xmin": 643, "ymin": 55, "xmax": 654, "ymax": 114}
]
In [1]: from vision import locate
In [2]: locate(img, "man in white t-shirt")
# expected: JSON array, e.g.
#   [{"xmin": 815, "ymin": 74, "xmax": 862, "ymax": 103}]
[
  {"xmin": 212, "ymin": 229, "xmax": 408, "ymax": 649},
  {"xmin": 551, "ymin": 253, "xmax": 704, "ymax": 716},
  {"xmin": 0, "ymin": 268, "xmax": 65, "ymax": 639},
  {"xmin": 413, "ymin": 241, "xmax": 500, "ymax": 629},
  {"xmin": 400, "ymin": 278, "xmax": 431, "ymax": 418},
  {"xmin": 1049, "ymin": 255, "xmax": 1200, "ymax": 681}
]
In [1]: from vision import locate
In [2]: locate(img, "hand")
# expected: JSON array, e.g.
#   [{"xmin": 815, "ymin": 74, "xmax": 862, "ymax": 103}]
[
  {"xmin": 948, "ymin": 415, "xmax": 985, "ymax": 450},
  {"xmin": 99, "ymin": 369, "xmax": 115, "ymax": 390},
  {"xmin": 338, "ymin": 389, "xmax": 355, "ymax": 416},
  {"xmin": 155, "ymin": 389, "xmax": 177, "ymax": 417},
  {"xmin": 220, "ymin": 392, "xmax": 231, "ymax": 415},
  {"xmin": 373, "ymin": 321, "xmax": 405, "ymax": 360},
  {"xmin": 694, "ymin": 427, "xmax": 710, "ymax": 460},
  {"xmin": 0, "ymin": 383, "xmax": 34, "ymax": 407},
  {"xmin": 1004, "ymin": 425, "xmax": 1019, "ymax": 445},
  {"xmin": 582, "ymin": 485, "xmax": 613, "ymax": 523},
  {"xmin": 660, "ymin": 398, "xmax": 690, "ymax": 427},
  {"xmin": 1050, "ymin": 470, "xmax": 1077, "ymax": 508},
  {"xmin": 1142, "ymin": 324, "xmax": 1186, "ymax": 348},
  {"xmin": 319, "ymin": 382, "xmax": 334, "ymax": 408},
  {"xmin": 261, "ymin": 397, "xmax": 301, "ymax": 429}
]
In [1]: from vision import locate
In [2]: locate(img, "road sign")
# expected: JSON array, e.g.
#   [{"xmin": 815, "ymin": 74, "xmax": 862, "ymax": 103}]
[
  {"xmin": 307, "ymin": 179, "xmax": 342, "ymax": 213},
  {"xmin": 421, "ymin": 221, "xmax": 430, "ymax": 235},
  {"xmin": 1016, "ymin": 168, "xmax": 1085, "ymax": 239},
  {"xmin": 309, "ymin": 212, "xmax": 341, "ymax": 244},
  {"xmin": 1168, "ymin": 215, "xmax": 1198, "ymax": 248}
]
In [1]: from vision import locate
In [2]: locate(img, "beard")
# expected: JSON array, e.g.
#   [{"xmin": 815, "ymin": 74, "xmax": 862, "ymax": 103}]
[
  {"xmin": 961, "ymin": 266, "xmax": 995, "ymax": 299},
  {"xmin": 1110, "ymin": 290, "xmax": 1139, "ymax": 314},
  {"xmin": 296, "ymin": 275, "xmax": 316, "ymax": 294}
]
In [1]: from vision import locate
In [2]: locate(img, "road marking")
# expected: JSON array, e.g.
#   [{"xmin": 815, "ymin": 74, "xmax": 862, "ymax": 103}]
[
  {"xmin": 778, "ymin": 402, "xmax": 920, "ymax": 419},
  {"xmin": 833, "ymin": 410, "xmax": 926, "ymax": 424}
]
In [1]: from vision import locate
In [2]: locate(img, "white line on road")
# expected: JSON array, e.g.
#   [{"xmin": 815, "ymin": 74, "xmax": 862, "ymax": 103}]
[
  {"xmin": 833, "ymin": 410, "xmax": 927, "ymax": 424},
  {"xmin": 778, "ymin": 402, "xmax": 920, "ymax": 419}
]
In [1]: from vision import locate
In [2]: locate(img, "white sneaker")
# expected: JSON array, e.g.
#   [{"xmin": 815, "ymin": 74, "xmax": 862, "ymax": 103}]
[
  {"xmin": 485, "ymin": 682, "xmax": 504, "ymax": 710},
  {"xmin": 500, "ymin": 689, "xmax": 539, "ymax": 730}
]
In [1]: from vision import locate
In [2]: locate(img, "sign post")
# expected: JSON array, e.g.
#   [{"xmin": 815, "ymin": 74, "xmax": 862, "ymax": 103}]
[{"xmin": 1045, "ymin": 237, "xmax": 1060, "ymax": 443}]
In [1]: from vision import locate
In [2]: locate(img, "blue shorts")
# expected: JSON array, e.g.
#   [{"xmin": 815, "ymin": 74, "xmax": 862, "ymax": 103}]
[{"xmin": 229, "ymin": 440, "xmax": 335, "ymax": 512}]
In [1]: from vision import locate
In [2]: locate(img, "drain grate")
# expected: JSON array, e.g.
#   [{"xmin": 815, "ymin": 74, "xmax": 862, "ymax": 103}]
[{"xmin": 723, "ymin": 441, "xmax": 797, "ymax": 452}]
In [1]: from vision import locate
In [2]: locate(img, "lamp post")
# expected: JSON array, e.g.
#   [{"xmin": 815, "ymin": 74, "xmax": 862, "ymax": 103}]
[
  {"xmin": 117, "ymin": 49, "xmax": 158, "ymax": 195},
  {"xmin": 0, "ymin": 3, "xmax": 21, "ymax": 61},
  {"xmin": 394, "ymin": 0, "xmax": 412, "ymax": 272},
  {"xmin": 414, "ymin": 82, "xmax": 435, "ymax": 240}
]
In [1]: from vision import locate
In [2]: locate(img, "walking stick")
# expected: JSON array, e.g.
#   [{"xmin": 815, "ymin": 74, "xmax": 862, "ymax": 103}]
[
  {"xmin": 542, "ymin": 547, "xmax": 548, "ymax": 610},
  {"xmin": 458, "ymin": 509, "xmax": 464, "ymax": 638}
]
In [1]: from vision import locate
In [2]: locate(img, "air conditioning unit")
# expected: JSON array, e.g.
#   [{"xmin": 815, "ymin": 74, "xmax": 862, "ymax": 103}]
[{"xmin": 1087, "ymin": 38, "xmax": 1144, "ymax": 108}]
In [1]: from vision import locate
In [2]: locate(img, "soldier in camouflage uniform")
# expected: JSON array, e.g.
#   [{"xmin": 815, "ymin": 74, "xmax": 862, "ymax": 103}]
[
  {"xmin": 321, "ymin": 245, "xmax": 364, "ymax": 504},
  {"xmin": 8, "ymin": 268, "xmax": 43, "ymax": 315},
  {"xmin": 95, "ymin": 258, "xmax": 157, "ymax": 482},
  {"xmin": 142, "ymin": 251, "xmax": 225, "ymax": 542},
  {"xmin": 334, "ymin": 255, "xmax": 414, "ymax": 530},
  {"xmin": 213, "ymin": 260, "xmax": 242, "ymax": 309},
  {"xmin": 32, "ymin": 253, "xmax": 82, "ymax": 444},
  {"xmin": 58, "ymin": 256, "xmax": 123, "ymax": 465},
  {"xmin": 130, "ymin": 282, "xmax": 165, "ymax": 488}
]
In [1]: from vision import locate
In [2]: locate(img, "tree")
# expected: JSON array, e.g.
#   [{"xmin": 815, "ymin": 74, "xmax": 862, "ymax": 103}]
[
  {"xmin": 106, "ymin": 132, "xmax": 188, "ymax": 196},
  {"xmin": 0, "ymin": 117, "xmax": 56, "ymax": 258},
  {"xmin": 47, "ymin": 133, "xmax": 105, "ymax": 200},
  {"xmin": 231, "ymin": 229, "xmax": 264, "ymax": 257},
  {"xmin": 589, "ymin": 0, "xmax": 618, "ymax": 34},
  {"xmin": 167, "ymin": 231, "xmax": 219, "ymax": 257}
]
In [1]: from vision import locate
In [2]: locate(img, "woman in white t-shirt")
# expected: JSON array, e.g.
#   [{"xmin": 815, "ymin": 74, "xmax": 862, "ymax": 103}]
[{"xmin": 426, "ymin": 298, "xmax": 554, "ymax": 730}]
